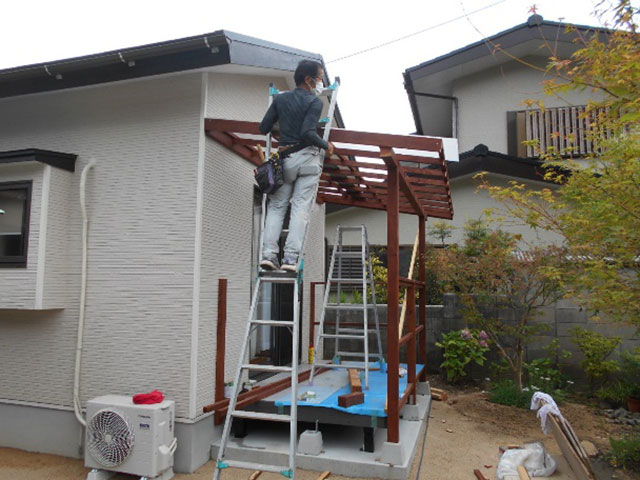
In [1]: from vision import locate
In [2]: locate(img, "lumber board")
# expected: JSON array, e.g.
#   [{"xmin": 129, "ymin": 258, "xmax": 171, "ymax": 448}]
[
  {"xmin": 348, "ymin": 368, "xmax": 362, "ymax": 393},
  {"xmin": 431, "ymin": 387, "xmax": 448, "ymax": 401},
  {"xmin": 473, "ymin": 469, "xmax": 489, "ymax": 480},
  {"xmin": 517, "ymin": 465, "xmax": 531, "ymax": 480},
  {"xmin": 248, "ymin": 472, "xmax": 262, "ymax": 480},
  {"xmin": 338, "ymin": 391, "xmax": 365, "ymax": 408},
  {"xmin": 399, "ymin": 232, "xmax": 419, "ymax": 338},
  {"xmin": 547, "ymin": 411, "xmax": 595, "ymax": 480},
  {"xmin": 316, "ymin": 472, "xmax": 331, "ymax": 480}
]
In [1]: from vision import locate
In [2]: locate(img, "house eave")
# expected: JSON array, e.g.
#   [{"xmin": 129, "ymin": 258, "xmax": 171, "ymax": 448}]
[{"xmin": 0, "ymin": 149, "xmax": 77, "ymax": 172}]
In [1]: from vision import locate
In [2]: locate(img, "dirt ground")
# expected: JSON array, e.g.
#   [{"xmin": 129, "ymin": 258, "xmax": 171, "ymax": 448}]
[{"xmin": 1, "ymin": 385, "xmax": 637, "ymax": 480}]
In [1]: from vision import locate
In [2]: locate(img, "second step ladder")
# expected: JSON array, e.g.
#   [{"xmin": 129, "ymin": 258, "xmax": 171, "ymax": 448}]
[{"xmin": 310, "ymin": 225, "xmax": 384, "ymax": 389}]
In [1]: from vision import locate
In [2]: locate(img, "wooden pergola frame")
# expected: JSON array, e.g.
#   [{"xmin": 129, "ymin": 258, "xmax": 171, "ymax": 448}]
[{"xmin": 203, "ymin": 118, "xmax": 454, "ymax": 445}]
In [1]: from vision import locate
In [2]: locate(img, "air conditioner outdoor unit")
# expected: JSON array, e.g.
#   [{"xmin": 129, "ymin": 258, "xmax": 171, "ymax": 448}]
[{"xmin": 84, "ymin": 395, "xmax": 176, "ymax": 480}]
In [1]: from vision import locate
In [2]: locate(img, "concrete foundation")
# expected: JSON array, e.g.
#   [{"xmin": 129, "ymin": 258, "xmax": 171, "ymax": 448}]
[
  {"xmin": 400, "ymin": 404, "xmax": 421, "ymax": 421},
  {"xmin": 211, "ymin": 393, "xmax": 431, "ymax": 479},
  {"xmin": 0, "ymin": 401, "xmax": 214, "ymax": 474}
]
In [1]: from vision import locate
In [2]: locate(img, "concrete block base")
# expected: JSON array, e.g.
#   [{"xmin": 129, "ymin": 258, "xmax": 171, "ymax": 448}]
[
  {"xmin": 379, "ymin": 441, "xmax": 406, "ymax": 465},
  {"xmin": 401, "ymin": 404, "xmax": 421, "ymax": 421},
  {"xmin": 298, "ymin": 430, "xmax": 323, "ymax": 456},
  {"xmin": 417, "ymin": 381, "xmax": 431, "ymax": 396}
]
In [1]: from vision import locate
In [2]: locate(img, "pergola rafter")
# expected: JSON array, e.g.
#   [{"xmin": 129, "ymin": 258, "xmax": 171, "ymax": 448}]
[{"xmin": 204, "ymin": 118, "xmax": 454, "ymax": 445}]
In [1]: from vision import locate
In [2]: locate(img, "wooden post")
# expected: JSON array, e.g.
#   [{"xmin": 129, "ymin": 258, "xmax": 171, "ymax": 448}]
[
  {"xmin": 215, "ymin": 278, "xmax": 228, "ymax": 425},
  {"xmin": 418, "ymin": 217, "xmax": 427, "ymax": 382},
  {"xmin": 386, "ymin": 159, "xmax": 400, "ymax": 443},
  {"xmin": 407, "ymin": 285, "xmax": 417, "ymax": 404}
]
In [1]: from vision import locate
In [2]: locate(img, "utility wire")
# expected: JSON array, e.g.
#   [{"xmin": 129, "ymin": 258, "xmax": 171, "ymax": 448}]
[{"xmin": 327, "ymin": 0, "xmax": 510, "ymax": 64}]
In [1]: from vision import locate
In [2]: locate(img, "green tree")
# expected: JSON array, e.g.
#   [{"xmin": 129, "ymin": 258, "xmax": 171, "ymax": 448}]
[
  {"xmin": 478, "ymin": 1, "xmax": 640, "ymax": 325},
  {"xmin": 437, "ymin": 220, "xmax": 566, "ymax": 392},
  {"xmin": 428, "ymin": 220, "xmax": 455, "ymax": 246}
]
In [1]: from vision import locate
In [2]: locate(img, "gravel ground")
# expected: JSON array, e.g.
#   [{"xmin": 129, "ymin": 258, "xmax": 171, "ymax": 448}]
[{"xmin": 0, "ymin": 388, "xmax": 635, "ymax": 480}]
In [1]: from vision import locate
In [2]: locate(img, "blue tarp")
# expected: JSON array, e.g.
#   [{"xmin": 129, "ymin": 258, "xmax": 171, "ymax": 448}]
[{"xmin": 274, "ymin": 364, "xmax": 424, "ymax": 417}]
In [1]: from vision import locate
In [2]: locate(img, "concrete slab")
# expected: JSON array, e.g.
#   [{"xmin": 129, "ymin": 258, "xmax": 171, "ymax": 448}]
[{"xmin": 211, "ymin": 394, "xmax": 432, "ymax": 479}]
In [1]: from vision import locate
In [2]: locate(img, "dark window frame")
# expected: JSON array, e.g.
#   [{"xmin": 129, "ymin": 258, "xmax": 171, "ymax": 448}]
[{"xmin": 0, "ymin": 180, "xmax": 32, "ymax": 268}]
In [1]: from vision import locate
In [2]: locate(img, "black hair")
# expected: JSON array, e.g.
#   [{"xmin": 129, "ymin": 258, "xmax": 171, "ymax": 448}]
[{"xmin": 294, "ymin": 60, "xmax": 323, "ymax": 86}]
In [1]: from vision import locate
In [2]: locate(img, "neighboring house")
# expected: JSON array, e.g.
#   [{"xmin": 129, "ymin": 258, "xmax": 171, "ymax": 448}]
[
  {"xmin": 327, "ymin": 14, "xmax": 606, "ymax": 250},
  {"xmin": 0, "ymin": 31, "xmax": 337, "ymax": 473}
]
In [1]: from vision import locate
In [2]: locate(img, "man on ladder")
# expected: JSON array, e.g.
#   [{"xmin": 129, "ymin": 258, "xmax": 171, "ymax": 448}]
[{"xmin": 259, "ymin": 60, "xmax": 335, "ymax": 272}]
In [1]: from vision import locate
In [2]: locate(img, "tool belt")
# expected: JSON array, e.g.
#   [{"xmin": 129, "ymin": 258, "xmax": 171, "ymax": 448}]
[{"xmin": 254, "ymin": 143, "xmax": 308, "ymax": 194}]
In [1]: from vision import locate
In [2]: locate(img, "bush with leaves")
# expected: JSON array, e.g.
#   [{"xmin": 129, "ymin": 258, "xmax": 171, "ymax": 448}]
[
  {"xmin": 436, "ymin": 328, "xmax": 490, "ymax": 383},
  {"xmin": 571, "ymin": 326, "xmax": 621, "ymax": 395},
  {"xmin": 436, "ymin": 219, "xmax": 566, "ymax": 392},
  {"xmin": 609, "ymin": 433, "xmax": 640, "ymax": 471}
]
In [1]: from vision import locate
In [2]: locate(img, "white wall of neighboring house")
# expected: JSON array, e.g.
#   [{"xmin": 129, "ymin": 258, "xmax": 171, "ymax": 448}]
[
  {"xmin": 325, "ymin": 172, "xmax": 563, "ymax": 248},
  {"xmin": 453, "ymin": 56, "xmax": 603, "ymax": 154}
]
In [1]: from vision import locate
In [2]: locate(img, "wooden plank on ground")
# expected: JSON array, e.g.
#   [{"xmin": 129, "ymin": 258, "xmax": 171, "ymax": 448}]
[
  {"xmin": 517, "ymin": 465, "xmax": 531, "ymax": 480},
  {"xmin": 248, "ymin": 471, "xmax": 262, "ymax": 480},
  {"xmin": 316, "ymin": 472, "xmax": 331, "ymax": 480},
  {"xmin": 348, "ymin": 368, "xmax": 362, "ymax": 393},
  {"xmin": 547, "ymin": 411, "xmax": 595, "ymax": 480},
  {"xmin": 473, "ymin": 469, "xmax": 489, "ymax": 480},
  {"xmin": 431, "ymin": 387, "xmax": 448, "ymax": 401}
]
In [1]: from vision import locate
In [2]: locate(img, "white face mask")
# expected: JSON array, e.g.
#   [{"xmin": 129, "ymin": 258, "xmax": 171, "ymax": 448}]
[{"xmin": 310, "ymin": 80, "xmax": 324, "ymax": 96}]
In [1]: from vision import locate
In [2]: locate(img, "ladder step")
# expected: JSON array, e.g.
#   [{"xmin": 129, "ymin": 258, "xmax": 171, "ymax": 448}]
[
  {"xmin": 334, "ymin": 252, "xmax": 364, "ymax": 258},
  {"xmin": 219, "ymin": 459, "xmax": 288, "ymax": 474},
  {"xmin": 336, "ymin": 351, "xmax": 383, "ymax": 358},
  {"xmin": 320, "ymin": 333, "xmax": 364, "ymax": 340},
  {"xmin": 242, "ymin": 364, "xmax": 292, "ymax": 373},
  {"xmin": 329, "ymin": 278, "xmax": 366, "ymax": 284},
  {"xmin": 337, "ymin": 226, "xmax": 365, "ymax": 231},
  {"xmin": 231, "ymin": 410, "xmax": 292, "ymax": 422},
  {"xmin": 313, "ymin": 362, "xmax": 366, "ymax": 370},
  {"xmin": 336, "ymin": 328, "xmax": 379, "ymax": 334},
  {"xmin": 251, "ymin": 320, "xmax": 294, "ymax": 327},
  {"xmin": 259, "ymin": 275, "xmax": 297, "ymax": 284},
  {"xmin": 325, "ymin": 304, "xmax": 375, "ymax": 310}
]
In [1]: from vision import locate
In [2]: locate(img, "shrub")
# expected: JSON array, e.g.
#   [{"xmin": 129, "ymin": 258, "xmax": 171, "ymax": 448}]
[
  {"xmin": 609, "ymin": 433, "xmax": 640, "ymax": 471},
  {"xmin": 596, "ymin": 381, "xmax": 632, "ymax": 408},
  {"xmin": 620, "ymin": 348, "xmax": 640, "ymax": 399},
  {"xmin": 524, "ymin": 339, "xmax": 572, "ymax": 403},
  {"xmin": 571, "ymin": 327, "xmax": 621, "ymax": 394},
  {"xmin": 490, "ymin": 380, "xmax": 534, "ymax": 409},
  {"xmin": 436, "ymin": 328, "xmax": 490, "ymax": 383}
]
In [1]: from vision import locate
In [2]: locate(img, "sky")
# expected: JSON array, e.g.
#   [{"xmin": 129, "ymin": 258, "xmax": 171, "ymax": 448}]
[{"xmin": 0, "ymin": 0, "xmax": 616, "ymax": 136}]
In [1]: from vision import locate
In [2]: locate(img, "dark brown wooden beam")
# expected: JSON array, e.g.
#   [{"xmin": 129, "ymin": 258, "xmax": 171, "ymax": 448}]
[
  {"xmin": 323, "ymin": 127, "xmax": 442, "ymax": 152},
  {"xmin": 387, "ymin": 161, "xmax": 400, "ymax": 444},
  {"xmin": 215, "ymin": 278, "xmax": 228, "ymax": 425}
]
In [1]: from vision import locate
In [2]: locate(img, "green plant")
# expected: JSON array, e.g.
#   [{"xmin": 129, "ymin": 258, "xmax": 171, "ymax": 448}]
[
  {"xmin": 597, "ymin": 381, "xmax": 632, "ymax": 408},
  {"xmin": 428, "ymin": 220, "xmax": 455, "ymax": 245},
  {"xmin": 490, "ymin": 379, "xmax": 534, "ymax": 409},
  {"xmin": 436, "ymin": 219, "xmax": 566, "ymax": 392},
  {"xmin": 571, "ymin": 327, "xmax": 621, "ymax": 394},
  {"xmin": 351, "ymin": 288, "xmax": 364, "ymax": 304},
  {"xmin": 620, "ymin": 347, "xmax": 640, "ymax": 399},
  {"xmin": 609, "ymin": 433, "xmax": 640, "ymax": 471},
  {"xmin": 436, "ymin": 328, "xmax": 490, "ymax": 383},
  {"xmin": 524, "ymin": 339, "xmax": 572, "ymax": 402}
]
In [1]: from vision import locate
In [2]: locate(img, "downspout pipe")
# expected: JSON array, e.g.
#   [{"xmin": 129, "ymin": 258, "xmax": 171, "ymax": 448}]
[{"xmin": 73, "ymin": 159, "xmax": 96, "ymax": 427}]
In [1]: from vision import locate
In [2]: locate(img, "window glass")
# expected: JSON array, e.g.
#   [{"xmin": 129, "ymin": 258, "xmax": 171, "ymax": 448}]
[{"xmin": 0, "ymin": 182, "xmax": 31, "ymax": 265}]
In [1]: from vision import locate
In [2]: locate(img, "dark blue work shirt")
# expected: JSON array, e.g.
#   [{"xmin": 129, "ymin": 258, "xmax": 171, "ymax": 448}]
[{"xmin": 259, "ymin": 87, "xmax": 329, "ymax": 150}]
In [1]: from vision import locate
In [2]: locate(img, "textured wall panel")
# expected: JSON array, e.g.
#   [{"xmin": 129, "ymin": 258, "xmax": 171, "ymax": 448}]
[{"xmin": 0, "ymin": 74, "xmax": 202, "ymax": 418}]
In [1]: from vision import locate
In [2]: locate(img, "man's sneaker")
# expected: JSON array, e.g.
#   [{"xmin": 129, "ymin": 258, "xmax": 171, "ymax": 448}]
[
  {"xmin": 281, "ymin": 255, "xmax": 298, "ymax": 272},
  {"xmin": 260, "ymin": 256, "xmax": 280, "ymax": 271}
]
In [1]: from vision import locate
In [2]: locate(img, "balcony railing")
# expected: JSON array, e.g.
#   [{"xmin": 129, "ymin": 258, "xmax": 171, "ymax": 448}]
[{"xmin": 508, "ymin": 105, "xmax": 607, "ymax": 158}]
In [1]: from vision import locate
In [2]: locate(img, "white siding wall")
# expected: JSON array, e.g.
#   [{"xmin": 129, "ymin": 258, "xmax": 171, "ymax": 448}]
[
  {"xmin": 0, "ymin": 73, "xmax": 202, "ymax": 419},
  {"xmin": 325, "ymin": 173, "xmax": 563, "ymax": 248},
  {"xmin": 453, "ymin": 56, "xmax": 603, "ymax": 154}
]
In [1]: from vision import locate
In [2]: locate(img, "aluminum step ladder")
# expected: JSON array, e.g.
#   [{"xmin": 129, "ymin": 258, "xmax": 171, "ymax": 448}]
[
  {"xmin": 213, "ymin": 77, "xmax": 340, "ymax": 480},
  {"xmin": 309, "ymin": 224, "xmax": 384, "ymax": 390}
]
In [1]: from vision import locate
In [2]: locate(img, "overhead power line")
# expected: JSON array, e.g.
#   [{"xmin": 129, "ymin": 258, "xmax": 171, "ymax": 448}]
[{"xmin": 327, "ymin": 0, "xmax": 510, "ymax": 63}]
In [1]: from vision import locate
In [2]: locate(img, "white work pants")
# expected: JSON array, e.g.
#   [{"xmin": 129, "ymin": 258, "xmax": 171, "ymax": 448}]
[{"xmin": 262, "ymin": 146, "xmax": 324, "ymax": 260}]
